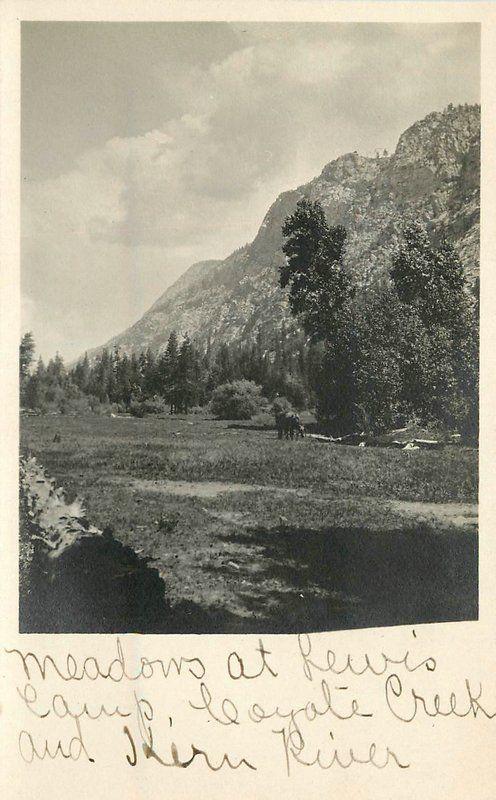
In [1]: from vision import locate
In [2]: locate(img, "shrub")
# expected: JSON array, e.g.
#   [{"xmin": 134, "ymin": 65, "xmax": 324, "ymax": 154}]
[
  {"xmin": 59, "ymin": 396, "xmax": 93, "ymax": 416},
  {"xmin": 141, "ymin": 396, "xmax": 168, "ymax": 415},
  {"xmin": 129, "ymin": 399, "xmax": 146, "ymax": 418},
  {"xmin": 129, "ymin": 395, "xmax": 167, "ymax": 417},
  {"xmin": 210, "ymin": 380, "xmax": 266, "ymax": 420},
  {"xmin": 93, "ymin": 402, "xmax": 120, "ymax": 417},
  {"xmin": 189, "ymin": 405, "xmax": 208, "ymax": 415}
]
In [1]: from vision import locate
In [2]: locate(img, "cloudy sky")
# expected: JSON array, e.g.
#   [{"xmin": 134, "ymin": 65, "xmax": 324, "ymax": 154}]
[{"xmin": 21, "ymin": 21, "xmax": 480, "ymax": 361}]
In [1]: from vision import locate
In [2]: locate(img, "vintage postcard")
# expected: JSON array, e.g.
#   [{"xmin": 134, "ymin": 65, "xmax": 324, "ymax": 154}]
[{"xmin": 1, "ymin": 1, "xmax": 495, "ymax": 798}]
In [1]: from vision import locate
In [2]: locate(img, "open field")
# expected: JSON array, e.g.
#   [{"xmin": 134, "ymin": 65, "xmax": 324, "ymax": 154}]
[{"xmin": 20, "ymin": 414, "xmax": 478, "ymax": 633}]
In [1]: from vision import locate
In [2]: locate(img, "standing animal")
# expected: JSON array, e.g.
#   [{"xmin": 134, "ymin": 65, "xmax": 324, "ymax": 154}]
[
  {"xmin": 275, "ymin": 411, "xmax": 305, "ymax": 440},
  {"xmin": 275, "ymin": 411, "xmax": 285, "ymax": 439}
]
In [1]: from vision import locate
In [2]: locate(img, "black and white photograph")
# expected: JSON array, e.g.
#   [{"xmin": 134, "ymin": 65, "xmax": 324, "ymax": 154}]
[{"xmin": 19, "ymin": 20, "xmax": 480, "ymax": 635}]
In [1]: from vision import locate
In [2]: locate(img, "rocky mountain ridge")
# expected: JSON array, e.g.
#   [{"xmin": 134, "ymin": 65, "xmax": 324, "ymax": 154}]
[{"xmin": 87, "ymin": 103, "xmax": 480, "ymax": 360}]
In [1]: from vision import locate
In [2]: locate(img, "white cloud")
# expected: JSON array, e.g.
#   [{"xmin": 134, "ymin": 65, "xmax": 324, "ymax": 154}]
[{"xmin": 22, "ymin": 23, "xmax": 479, "ymax": 361}]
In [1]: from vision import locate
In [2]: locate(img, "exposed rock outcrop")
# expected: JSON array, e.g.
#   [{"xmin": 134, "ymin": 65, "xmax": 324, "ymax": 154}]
[{"xmin": 86, "ymin": 104, "xmax": 480, "ymax": 360}]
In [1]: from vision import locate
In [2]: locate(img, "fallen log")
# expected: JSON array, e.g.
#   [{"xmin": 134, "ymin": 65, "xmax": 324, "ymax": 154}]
[
  {"xmin": 305, "ymin": 433, "xmax": 336, "ymax": 443},
  {"xmin": 334, "ymin": 431, "xmax": 367, "ymax": 445},
  {"xmin": 304, "ymin": 431, "xmax": 444, "ymax": 451},
  {"xmin": 412, "ymin": 438, "xmax": 443, "ymax": 450}
]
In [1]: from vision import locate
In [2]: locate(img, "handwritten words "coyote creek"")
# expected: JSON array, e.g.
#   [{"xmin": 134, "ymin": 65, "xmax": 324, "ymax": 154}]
[{"xmin": 5, "ymin": 634, "xmax": 495, "ymax": 775}]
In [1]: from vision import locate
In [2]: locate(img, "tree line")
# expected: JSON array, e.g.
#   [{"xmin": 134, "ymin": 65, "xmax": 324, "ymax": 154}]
[
  {"xmin": 280, "ymin": 199, "xmax": 479, "ymax": 438},
  {"xmin": 19, "ymin": 325, "xmax": 318, "ymax": 417},
  {"xmin": 20, "ymin": 201, "xmax": 478, "ymax": 438}
]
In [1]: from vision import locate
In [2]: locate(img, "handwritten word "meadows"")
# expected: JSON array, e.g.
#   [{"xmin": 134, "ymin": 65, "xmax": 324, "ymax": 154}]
[{"xmin": 5, "ymin": 639, "xmax": 205, "ymax": 682}]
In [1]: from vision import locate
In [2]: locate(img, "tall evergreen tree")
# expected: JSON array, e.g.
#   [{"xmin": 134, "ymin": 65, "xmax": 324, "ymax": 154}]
[
  {"xmin": 19, "ymin": 332, "xmax": 36, "ymax": 405},
  {"xmin": 19, "ymin": 332, "xmax": 35, "ymax": 383},
  {"xmin": 176, "ymin": 335, "xmax": 195, "ymax": 413},
  {"xmin": 162, "ymin": 332, "xmax": 180, "ymax": 412},
  {"xmin": 73, "ymin": 353, "xmax": 90, "ymax": 393},
  {"xmin": 116, "ymin": 353, "xmax": 134, "ymax": 407}
]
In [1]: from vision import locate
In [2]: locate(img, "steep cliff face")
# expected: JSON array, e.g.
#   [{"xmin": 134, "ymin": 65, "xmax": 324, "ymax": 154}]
[{"xmin": 89, "ymin": 103, "xmax": 480, "ymax": 358}]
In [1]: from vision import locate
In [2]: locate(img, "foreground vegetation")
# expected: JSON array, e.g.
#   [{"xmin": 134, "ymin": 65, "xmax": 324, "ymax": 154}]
[{"xmin": 20, "ymin": 414, "xmax": 478, "ymax": 632}]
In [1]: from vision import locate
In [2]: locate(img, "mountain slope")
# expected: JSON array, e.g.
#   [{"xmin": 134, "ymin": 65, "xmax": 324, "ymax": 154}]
[{"xmin": 89, "ymin": 103, "xmax": 480, "ymax": 359}]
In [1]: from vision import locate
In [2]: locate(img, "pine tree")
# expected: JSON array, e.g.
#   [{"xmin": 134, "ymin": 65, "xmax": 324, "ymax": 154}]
[
  {"xmin": 19, "ymin": 332, "xmax": 36, "ymax": 405},
  {"xmin": 46, "ymin": 352, "xmax": 66, "ymax": 382},
  {"xmin": 19, "ymin": 332, "xmax": 35, "ymax": 383},
  {"xmin": 24, "ymin": 356, "xmax": 45, "ymax": 410},
  {"xmin": 73, "ymin": 353, "xmax": 90, "ymax": 393},
  {"xmin": 141, "ymin": 348, "xmax": 158, "ymax": 397},
  {"xmin": 213, "ymin": 342, "xmax": 234, "ymax": 385},
  {"xmin": 129, "ymin": 353, "xmax": 141, "ymax": 399},
  {"xmin": 162, "ymin": 332, "xmax": 179, "ymax": 413},
  {"xmin": 116, "ymin": 353, "xmax": 134, "ymax": 408},
  {"xmin": 176, "ymin": 335, "xmax": 195, "ymax": 414}
]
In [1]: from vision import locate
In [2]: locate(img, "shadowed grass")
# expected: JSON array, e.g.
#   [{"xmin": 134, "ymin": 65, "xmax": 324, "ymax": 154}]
[{"xmin": 20, "ymin": 414, "xmax": 478, "ymax": 632}]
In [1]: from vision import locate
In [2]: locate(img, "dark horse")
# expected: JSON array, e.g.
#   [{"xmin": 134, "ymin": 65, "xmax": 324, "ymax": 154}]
[{"xmin": 276, "ymin": 411, "xmax": 305, "ymax": 440}]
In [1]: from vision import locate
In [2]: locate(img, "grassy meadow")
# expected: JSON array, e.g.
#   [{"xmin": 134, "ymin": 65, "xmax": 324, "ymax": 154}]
[{"xmin": 20, "ymin": 414, "xmax": 478, "ymax": 633}]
